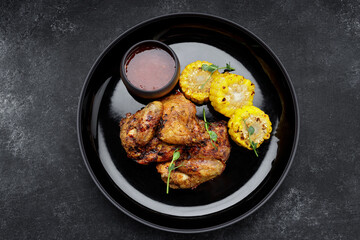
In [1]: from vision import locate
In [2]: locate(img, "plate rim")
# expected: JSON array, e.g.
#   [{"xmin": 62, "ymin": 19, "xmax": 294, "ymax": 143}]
[{"xmin": 77, "ymin": 12, "xmax": 300, "ymax": 233}]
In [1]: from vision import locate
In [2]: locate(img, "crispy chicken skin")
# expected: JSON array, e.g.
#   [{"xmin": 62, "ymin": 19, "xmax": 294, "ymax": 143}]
[
  {"xmin": 135, "ymin": 137, "xmax": 185, "ymax": 165},
  {"xmin": 119, "ymin": 101, "xmax": 163, "ymax": 159},
  {"xmin": 188, "ymin": 120, "xmax": 231, "ymax": 163},
  {"xmin": 156, "ymin": 159, "xmax": 226, "ymax": 189},
  {"xmin": 157, "ymin": 92, "xmax": 202, "ymax": 145}
]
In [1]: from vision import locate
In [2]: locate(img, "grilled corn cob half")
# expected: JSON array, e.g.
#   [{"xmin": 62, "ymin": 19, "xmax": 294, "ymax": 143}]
[
  {"xmin": 209, "ymin": 72, "xmax": 255, "ymax": 118},
  {"xmin": 228, "ymin": 106, "xmax": 272, "ymax": 150},
  {"xmin": 179, "ymin": 60, "xmax": 221, "ymax": 104}
]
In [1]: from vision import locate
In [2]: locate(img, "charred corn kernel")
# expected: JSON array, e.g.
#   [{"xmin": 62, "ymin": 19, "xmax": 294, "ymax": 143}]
[
  {"xmin": 209, "ymin": 72, "xmax": 255, "ymax": 117},
  {"xmin": 179, "ymin": 60, "xmax": 221, "ymax": 104},
  {"xmin": 228, "ymin": 106, "xmax": 272, "ymax": 150}
]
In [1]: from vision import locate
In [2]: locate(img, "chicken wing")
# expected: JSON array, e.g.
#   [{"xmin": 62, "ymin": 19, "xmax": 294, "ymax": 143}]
[
  {"xmin": 156, "ymin": 159, "xmax": 226, "ymax": 189},
  {"xmin": 119, "ymin": 101, "xmax": 163, "ymax": 159},
  {"xmin": 157, "ymin": 92, "xmax": 202, "ymax": 145}
]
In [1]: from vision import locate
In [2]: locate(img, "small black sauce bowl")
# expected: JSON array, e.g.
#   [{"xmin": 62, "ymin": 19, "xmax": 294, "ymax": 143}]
[{"xmin": 120, "ymin": 40, "xmax": 180, "ymax": 99}]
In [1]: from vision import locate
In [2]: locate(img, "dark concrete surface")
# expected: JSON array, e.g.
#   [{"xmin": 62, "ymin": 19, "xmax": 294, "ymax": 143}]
[{"xmin": 0, "ymin": 0, "xmax": 359, "ymax": 239}]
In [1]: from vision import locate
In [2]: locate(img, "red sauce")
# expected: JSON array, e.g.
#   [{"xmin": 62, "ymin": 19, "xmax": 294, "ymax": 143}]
[{"xmin": 125, "ymin": 46, "xmax": 175, "ymax": 91}]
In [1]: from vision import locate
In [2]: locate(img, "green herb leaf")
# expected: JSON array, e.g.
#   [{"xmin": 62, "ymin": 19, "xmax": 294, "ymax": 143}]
[
  {"xmin": 248, "ymin": 126, "xmax": 255, "ymax": 136},
  {"xmin": 203, "ymin": 109, "xmax": 210, "ymax": 131},
  {"xmin": 243, "ymin": 119, "xmax": 258, "ymax": 157},
  {"xmin": 225, "ymin": 62, "xmax": 236, "ymax": 72},
  {"xmin": 200, "ymin": 63, "xmax": 236, "ymax": 89},
  {"xmin": 209, "ymin": 131, "xmax": 218, "ymax": 142},
  {"xmin": 203, "ymin": 109, "xmax": 218, "ymax": 149},
  {"xmin": 250, "ymin": 141, "xmax": 259, "ymax": 157},
  {"xmin": 173, "ymin": 151, "xmax": 180, "ymax": 161},
  {"xmin": 204, "ymin": 122, "xmax": 210, "ymax": 132},
  {"xmin": 166, "ymin": 149, "xmax": 181, "ymax": 194},
  {"xmin": 202, "ymin": 64, "xmax": 218, "ymax": 72},
  {"xmin": 203, "ymin": 108, "xmax": 207, "ymax": 121},
  {"xmin": 201, "ymin": 64, "xmax": 209, "ymax": 71},
  {"xmin": 168, "ymin": 163, "xmax": 175, "ymax": 171},
  {"xmin": 173, "ymin": 164, "xmax": 183, "ymax": 170}
]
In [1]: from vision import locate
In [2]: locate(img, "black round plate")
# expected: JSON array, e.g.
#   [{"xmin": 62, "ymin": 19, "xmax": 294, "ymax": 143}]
[{"xmin": 77, "ymin": 13, "xmax": 299, "ymax": 233}]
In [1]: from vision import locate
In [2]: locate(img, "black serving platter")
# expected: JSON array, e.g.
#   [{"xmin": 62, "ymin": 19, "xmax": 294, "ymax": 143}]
[{"xmin": 77, "ymin": 13, "xmax": 299, "ymax": 233}]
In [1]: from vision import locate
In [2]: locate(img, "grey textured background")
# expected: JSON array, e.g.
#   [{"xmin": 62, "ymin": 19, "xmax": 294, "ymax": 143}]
[{"xmin": 1, "ymin": 0, "xmax": 359, "ymax": 239}]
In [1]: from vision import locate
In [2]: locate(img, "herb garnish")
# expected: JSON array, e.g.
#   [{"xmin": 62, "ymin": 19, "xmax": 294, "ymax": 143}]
[
  {"xmin": 203, "ymin": 109, "xmax": 218, "ymax": 149},
  {"xmin": 243, "ymin": 119, "xmax": 258, "ymax": 157},
  {"xmin": 200, "ymin": 63, "xmax": 235, "ymax": 89},
  {"xmin": 166, "ymin": 149, "xmax": 181, "ymax": 194}
]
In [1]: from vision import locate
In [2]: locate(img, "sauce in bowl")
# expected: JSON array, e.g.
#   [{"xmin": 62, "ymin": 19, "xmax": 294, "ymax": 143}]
[
  {"xmin": 120, "ymin": 40, "xmax": 180, "ymax": 99},
  {"xmin": 125, "ymin": 46, "xmax": 176, "ymax": 91}
]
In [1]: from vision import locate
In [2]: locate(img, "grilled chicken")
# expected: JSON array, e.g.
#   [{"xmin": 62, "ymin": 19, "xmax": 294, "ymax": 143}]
[
  {"xmin": 120, "ymin": 100, "xmax": 184, "ymax": 164},
  {"xmin": 119, "ymin": 101, "xmax": 163, "ymax": 159},
  {"xmin": 157, "ymin": 92, "xmax": 202, "ymax": 145},
  {"xmin": 119, "ymin": 92, "xmax": 231, "ymax": 189},
  {"xmin": 156, "ymin": 159, "xmax": 226, "ymax": 189},
  {"xmin": 187, "ymin": 120, "xmax": 230, "ymax": 163},
  {"xmin": 136, "ymin": 120, "xmax": 230, "ymax": 165},
  {"xmin": 135, "ymin": 137, "xmax": 185, "ymax": 165},
  {"xmin": 156, "ymin": 120, "xmax": 230, "ymax": 189}
]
